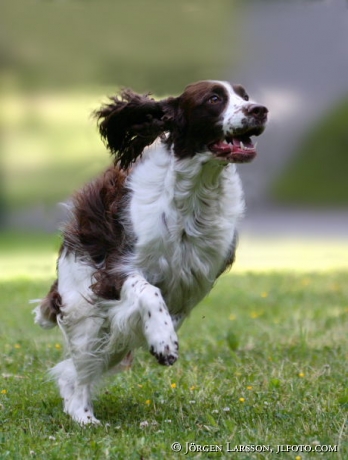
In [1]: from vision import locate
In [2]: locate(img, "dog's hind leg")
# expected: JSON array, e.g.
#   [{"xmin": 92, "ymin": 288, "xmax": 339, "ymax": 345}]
[
  {"xmin": 50, "ymin": 358, "xmax": 96, "ymax": 424},
  {"xmin": 52, "ymin": 314, "xmax": 107, "ymax": 425},
  {"xmin": 51, "ymin": 251, "xmax": 107, "ymax": 424}
]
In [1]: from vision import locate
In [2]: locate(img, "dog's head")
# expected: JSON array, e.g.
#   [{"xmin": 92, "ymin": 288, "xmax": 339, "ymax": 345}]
[{"xmin": 95, "ymin": 81, "xmax": 268, "ymax": 169}]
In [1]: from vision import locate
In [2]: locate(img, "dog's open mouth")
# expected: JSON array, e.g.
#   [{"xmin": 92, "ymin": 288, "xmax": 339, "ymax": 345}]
[{"xmin": 208, "ymin": 128, "xmax": 264, "ymax": 163}]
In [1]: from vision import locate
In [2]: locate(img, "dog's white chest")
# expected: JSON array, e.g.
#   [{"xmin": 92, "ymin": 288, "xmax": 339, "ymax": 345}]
[{"xmin": 127, "ymin": 143, "xmax": 244, "ymax": 314}]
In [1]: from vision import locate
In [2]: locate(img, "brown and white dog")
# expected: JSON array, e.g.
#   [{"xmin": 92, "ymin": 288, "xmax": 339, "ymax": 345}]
[{"xmin": 34, "ymin": 81, "xmax": 268, "ymax": 424}]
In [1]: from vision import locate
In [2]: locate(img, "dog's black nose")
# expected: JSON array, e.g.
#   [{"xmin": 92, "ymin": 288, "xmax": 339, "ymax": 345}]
[{"xmin": 247, "ymin": 104, "xmax": 268, "ymax": 121}]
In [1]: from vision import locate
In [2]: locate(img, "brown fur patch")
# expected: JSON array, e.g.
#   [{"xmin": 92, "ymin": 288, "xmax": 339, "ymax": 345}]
[
  {"xmin": 62, "ymin": 166, "xmax": 133, "ymax": 300},
  {"xmin": 39, "ymin": 279, "xmax": 62, "ymax": 324},
  {"xmin": 94, "ymin": 90, "xmax": 175, "ymax": 169},
  {"xmin": 168, "ymin": 81, "xmax": 229, "ymax": 158}
]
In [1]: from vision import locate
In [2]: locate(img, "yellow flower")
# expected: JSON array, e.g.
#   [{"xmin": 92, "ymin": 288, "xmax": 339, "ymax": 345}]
[
  {"xmin": 246, "ymin": 386, "xmax": 253, "ymax": 390},
  {"xmin": 145, "ymin": 399, "xmax": 151, "ymax": 405},
  {"xmin": 137, "ymin": 384, "xmax": 143, "ymax": 388},
  {"xmin": 170, "ymin": 383, "xmax": 177, "ymax": 389},
  {"xmin": 55, "ymin": 343, "xmax": 62, "ymax": 350},
  {"xmin": 260, "ymin": 292, "xmax": 268, "ymax": 298},
  {"xmin": 190, "ymin": 385, "xmax": 196, "ymax": 391},
  {"xmin": 250, "ymin": 311, "xmax": 263, "ymax": 319},
  {"xmin": 14, "ymin": 344, "xmax": 21, "ymax": 349},
  {"xmin": 1, "ymin": 389, "xmax": 7, "ymax": 394},
  {"xmin": 295, "ymin": 456, "xmax": 301, "ymax": 460},
  {"xmin": 298, "ymin": 372, "xmax": 305, "ymax": 378},
  {"xmin": 239, "ymin": 397, "xmax": 245, "ymax": 403},
  {"xmin": 229, "ymin": 314, "xmax": 236, "ymax": 321}
]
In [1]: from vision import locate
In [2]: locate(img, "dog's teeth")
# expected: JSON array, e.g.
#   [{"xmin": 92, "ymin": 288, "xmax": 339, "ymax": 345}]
[
  {"xmin": 240, "ymin": 141, "xmax": 245, "ymax": 150},
  {"xmin": 254, "ymin": 142, "xmax": 257, "ymax": 149}
]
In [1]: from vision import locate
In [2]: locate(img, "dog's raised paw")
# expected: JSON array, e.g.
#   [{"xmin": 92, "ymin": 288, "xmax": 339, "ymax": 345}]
[{"xmin": 149, "ymin": 338, "xmax": 179, "ymax": 366}]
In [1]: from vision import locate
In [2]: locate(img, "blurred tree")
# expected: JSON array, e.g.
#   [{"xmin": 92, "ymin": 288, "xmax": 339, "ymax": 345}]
[
  {"xmin": 272, "ymin": 97, "xmax": 348, "ymax": 206},
  {"xmin": 0, "ymin": 0, "xmax": 238, "ymax": 94}
]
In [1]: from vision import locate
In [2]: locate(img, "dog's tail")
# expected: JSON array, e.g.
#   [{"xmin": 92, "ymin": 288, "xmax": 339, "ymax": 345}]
[{"xmin": 32, "ymin": 279, "xmax": 61, "ymax": 329}]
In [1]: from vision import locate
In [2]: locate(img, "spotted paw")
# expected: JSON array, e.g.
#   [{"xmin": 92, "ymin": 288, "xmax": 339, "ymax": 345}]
[{"xmin": 149, "ymin": 337, "xmax": 179, "ymax": 366}]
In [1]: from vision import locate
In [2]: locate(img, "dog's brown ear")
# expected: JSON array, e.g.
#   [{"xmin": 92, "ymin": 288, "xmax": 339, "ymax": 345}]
[{"xmin": 94, "ymin": 90, "xmax": 177, "ymax": 170}]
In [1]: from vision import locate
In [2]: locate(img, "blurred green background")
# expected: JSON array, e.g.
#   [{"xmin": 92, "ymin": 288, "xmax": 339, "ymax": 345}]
[
  {"xmin": 0, "ymin": 0, "xmax": 244, "ymax": 226},
  {"xmin": 1, "ymin": 0, "xmax": 348, "ymax": 230},
  {"xmin": 272, "ymin": 97, "xmax": 348, "ymax": 206},
  {"xmin": 1, "ymin": 0, "xmax": 237, "ymax": 93}
]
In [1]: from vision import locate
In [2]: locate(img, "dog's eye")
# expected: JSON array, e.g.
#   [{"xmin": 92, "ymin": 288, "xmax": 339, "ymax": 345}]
[
  {"xmin": 208, "ymin": 95, "xmax": 221, "ymax": 104},
  {"xmin": 243, "ymin": 94, "xmax": 249, "ymax": 101}
]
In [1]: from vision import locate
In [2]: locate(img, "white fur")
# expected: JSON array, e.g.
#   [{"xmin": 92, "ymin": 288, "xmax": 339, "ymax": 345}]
[
  {"xmin": 126, "ymin": 143, "xmax": 244, "ymax": 313},
  {"xmin": 219, "ymin": 80, "xmax": 257, "ymax": 135}
]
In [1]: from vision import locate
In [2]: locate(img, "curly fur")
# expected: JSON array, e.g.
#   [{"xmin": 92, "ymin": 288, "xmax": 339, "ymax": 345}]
[{"xmin": 94, "ymin": 90, "xmax": 177, "ymax": 169}]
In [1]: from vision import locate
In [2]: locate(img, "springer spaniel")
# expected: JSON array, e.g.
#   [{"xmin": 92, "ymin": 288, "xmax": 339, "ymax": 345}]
[{"xmin": 34, "ymin": 80, "xmax": 268, "ymax": 424}]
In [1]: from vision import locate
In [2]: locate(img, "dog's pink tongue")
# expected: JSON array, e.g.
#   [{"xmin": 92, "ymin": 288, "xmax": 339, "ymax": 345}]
[{"xmin": 210, "ymin": 141, "xmax": 232, "ymax": 154}]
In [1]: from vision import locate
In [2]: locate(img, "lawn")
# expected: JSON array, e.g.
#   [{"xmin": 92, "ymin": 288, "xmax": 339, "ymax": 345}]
[{"xmin": 0, "ymin": 233, "xmax": 347, "ymax": 459}]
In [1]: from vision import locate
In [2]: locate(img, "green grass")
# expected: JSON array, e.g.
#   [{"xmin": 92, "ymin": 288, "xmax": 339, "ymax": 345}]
[
  {"xmin": 272, "ymin": 97, "xmax": 348, "ymax": 206},
  {"xmin": 0, "ymin": 233, "xmax": 348, "ymax": 458}
]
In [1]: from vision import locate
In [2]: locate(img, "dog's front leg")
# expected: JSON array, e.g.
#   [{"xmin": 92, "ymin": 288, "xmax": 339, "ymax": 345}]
[{"xmin": 127, "ymin": 275, "xmax": 179, "ymax": 365}]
